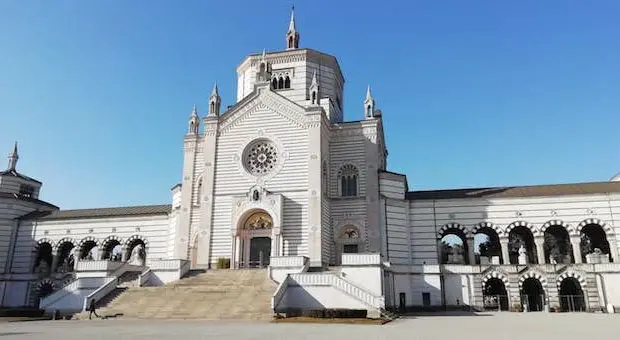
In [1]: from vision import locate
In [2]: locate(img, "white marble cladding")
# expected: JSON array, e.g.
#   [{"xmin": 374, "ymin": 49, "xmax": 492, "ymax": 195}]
[
  {"xmin": 341, "ymin": 253, "xmax": 381, "ymax": 266},
  {"xmin": 12, "ymin": 214, "xmax": 171, "ymax": 274},
  {"xmin": 270, "ymin": 256, "xmax": 307, "ymax": 268},
  {"xmin": 75, "ymin": 260, "xmax": 123, "ymax": 272},
  {"xmin": 382, "ymin": 192, "xmax": 620, "ymax": 266}
]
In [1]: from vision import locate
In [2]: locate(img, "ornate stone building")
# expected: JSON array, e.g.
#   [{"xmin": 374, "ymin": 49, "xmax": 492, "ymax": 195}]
[{"xmin": 1, "ymin": 10, "xmax": 619, "ymax": 314}]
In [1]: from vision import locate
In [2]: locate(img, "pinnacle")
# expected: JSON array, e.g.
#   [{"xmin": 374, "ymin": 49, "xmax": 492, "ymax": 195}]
[
  {"xmin": 210, "ymin": 82, "xmax": 219, "ymax": 97},
  {"xmin": 365, "ymin": 85, "xmax": 373, "ymax": 101},
  {"xmin": 288, "ymin": 5, "xmax": 296, "ymax": 32}
]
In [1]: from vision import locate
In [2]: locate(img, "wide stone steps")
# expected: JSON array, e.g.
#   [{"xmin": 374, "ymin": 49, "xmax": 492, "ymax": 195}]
[{"xmin": 88, "ymin": 269, "xmax": 276, "ymax": 320}]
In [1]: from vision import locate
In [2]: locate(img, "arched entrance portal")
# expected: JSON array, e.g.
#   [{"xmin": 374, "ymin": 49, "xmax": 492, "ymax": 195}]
[
  {"xmin": 483, "ymin": 278, "xmax": 509, "ymax": 311},
  {"xmin": 520, "ymin": 278, "xmax": 545, "ymax": 312},
  {"xmin": 559, "ymin": 278, "xmax": 586, "ymax": 312},
  {"xmin": 236, "ymin": 210, "xmax": 273, "ymax": 268}
]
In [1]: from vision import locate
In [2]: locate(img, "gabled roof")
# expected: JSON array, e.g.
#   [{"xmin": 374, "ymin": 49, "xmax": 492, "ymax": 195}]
[
  {"xmin": 35, "ymin": 204, "xmax": 172, "ymax": 221},
  {"xmin": 0, "ymin": 192, "xmax": 58, "ymax": 211},
  {"xmin": 406, "ymin": 181, "xmax": 620, "ymax": 200}
]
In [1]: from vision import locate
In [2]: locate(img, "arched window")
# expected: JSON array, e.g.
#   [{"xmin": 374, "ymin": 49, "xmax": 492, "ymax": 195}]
[
  {"xmin": 259, "ymin": 63, "xmax": 265, "ymax": 74},
  {"xmin": 284, "ymin": 76, "xmax": 291, "ymax": 89},
  {"xmin": 278, "ymin": 77, "xmax": 284, "ymax": 89},
  {"xmin": 338, "ymin": 164, "xmax": 358, "ymax": 197},
  {"xmin": 288, "ymin": 36, "xmax": 294, "ymax": 49},
  {"xmin": 366, "ymin": 105, "xmax": 372, "ymax": 117},
  {"xmin": 311, "ymin": 91, "xmax": 317, "ymax": 104},
  {"xmin": 272, "ymin": 78, "xmax": 278, "ymax": 89},
  {"xmin": 210, "ymin": 102, "xmax": 215, "ymax": 114}
]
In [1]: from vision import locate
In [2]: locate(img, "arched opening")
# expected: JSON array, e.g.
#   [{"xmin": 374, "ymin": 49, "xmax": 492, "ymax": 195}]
[
  {"xmin": 288, "ymin": 36, "xmax": 293, "ymax": 49},
  {"xmin": 366, "ymin": 105, "xmax": 372, "ymax": 117},
  {"xmin": 33, "ymin": 242, "xmax": 53, "ymax": 274},
  {"xmin": 210, "ymin": 102, "xmax": 215, "ymax": 114},
  {"xmin": 440, "ymin": 229, "xmax": 469, "ymax": 264},
  {"xmin": 79, "ymin": 240, "xmax": 98, "ymax": 260},
  {"xmin": 580, "ymin": 224, "xmax": 612, "ymax": 262},
  {"xmin": 558, "ymin": 277, "xmax": 586, "ymax": 312},
  {"xmin": 311, "ymin": 91, "xmax": 317, "ymax": 104},
  {"xmin": 544, "ymin": 225, "xmax": 573, "ymax": 264},
  {"xmin": 238, "ymin": 210, "xmax": 273, "ymax": 268},
  {"xmin": 56, "ymin": 241, "xmax": 75, "ymax": 273},
  {"xmin": 508, "ymin": 226, "xmax": 537, "ymax": 264},
  {"xmin": 259, "ymin": 63, "xmax": 265, "ymax": 74},
  {"xmin": 277, "ymin": 77, "xmax": 284, "ymax": 89},
  {"xmin": 101, "ymin": 240, "xmax": 122, "ymax": 261},
  {"xmin": 272, "ymin": 78, "xmax": 278, "ymax": 89},
  {"xmin": 520, "ymin": 278, "xmax": 545, "ymax": 312},
  {"xmin": 127, "ymin": 238, "xmax": 147, "ymax": 265},
  {"xmin": 474, "ymin": 227, "xmax": 501, "ymax": 264},
  {"xmin": 338, "ymin": 164, "xmax": 358, "ymax": 197},
  {"xmin": 483, "ymin": 278, "xmax": 509, "ymax": 311},
  {"xmin": 284, "ymin": 76, "xmax": 291, "ymax": 89}
]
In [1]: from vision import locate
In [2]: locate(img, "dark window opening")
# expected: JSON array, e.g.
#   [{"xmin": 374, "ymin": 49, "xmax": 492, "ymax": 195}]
[
  {"xmin": 19, "ymin": 185, "xmax": 34, "ymax": 197},
  {"xmin": 343, "ymin": 244, "xmax": 358, "ymax": 254}
]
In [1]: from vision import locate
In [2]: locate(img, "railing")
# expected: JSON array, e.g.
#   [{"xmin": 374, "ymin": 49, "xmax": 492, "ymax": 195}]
[
  {"xmin": 147, "ymin": 259, "xmax": 185, "ymax": 271},
  {"xmin": 39, "ymin": 279, "xmax": 80, "ymax": 310},
  {"xmin": 139, "ymin": 268, "xmax": 153, "ymax": 287},
  {"xmin": 289, "ymin": 273, "xmax": 384, "ymax": 309},
  {"xmin": 559, "ymin": 295, "xmax": 587, "ymax": 312},
  {"xmin": 270, "ymin": 256, "xmax": 307, "ymax": 268},
  {"xmin": 341, "ymin": 254, "xmax": 381, "ymax": 266},
  {"xmin": 83, "ymin": 277, "xmax": 117, "ymax": 311},
  {"xmin": 271, "ymin": 275, "xmax": 291, "ymax": 312},
  {"xmin": 75, "ymin": 260, "xmax": 124, "ymax": 272}
]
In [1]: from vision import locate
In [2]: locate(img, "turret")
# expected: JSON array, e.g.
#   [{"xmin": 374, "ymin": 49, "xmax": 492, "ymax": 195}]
[
  {"xmin": 7, "ymin": 142, "xmax": 18, "ymax": 171},
  {"xmin": 364, "ymin": 85, "xmax": 376, "ymax": 119},
  {"xmin": 208, "ymin": 83, "xmax": 221, "ymax": 117},
  {"xmin": 188, "ymin": 105, "xmax": 200, "ymax": 135},
  {"xmin": 309, "ymin": 71, "xmax": 320, "ymax": 106},
  {"xmin": 285, "ymin": 7, "xmax": 300, "ymax": 50}
]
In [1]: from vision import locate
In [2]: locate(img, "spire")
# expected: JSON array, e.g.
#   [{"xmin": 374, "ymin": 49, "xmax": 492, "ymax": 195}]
[
  {"xmin": 285, "ymin": 6, "xmax": 300, "ymax": 50},
  {"xmin": 208, "ymin": 82, "xmax": 221, "ymax": 117},
  {"xmin": 288, "ymin": 6, "xmax": 296, "ymax": 33},
  {"xmin": 7, "ymin": 141, "xmax": 18, "ymax": 171},
  {"xmin": 188, "ymin": 105, "xmax": 200, "ymax": 135},
  {"xmin": 309, "ymin": 71, "xmax": 320, "ymax": 106},
  {"xmin": 364, "ymin": 85, "xmax": 376, "ymax": 119},
  {"xmin": 210, "ymin": 82, "xmax": 219, "ymax": 98}
]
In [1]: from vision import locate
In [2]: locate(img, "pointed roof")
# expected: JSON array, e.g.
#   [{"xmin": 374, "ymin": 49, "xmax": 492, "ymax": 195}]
[
  {"xmin": 210, "ymin": 82, "xmax": 219, "ymax": 98},
  {"xmin": 288, "ymin": 6, "xmax": 296, "ymax": 33},
  {"xmin": 365, "ymin": 85, "xmax": 373, "ymax": 102},
  {"xmin": 0, "ymin": 142, "xmax": 41, "ymax": 184},
  {"xmin": 310, "ymin": 71, "xmax": 318, "ymax": 87},
  {"xmin": 191, "ymin": 104, "xmax": 198, "ymax": 117}
]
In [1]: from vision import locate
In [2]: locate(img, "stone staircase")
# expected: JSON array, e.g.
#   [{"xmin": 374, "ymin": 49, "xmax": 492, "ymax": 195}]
[{"xmin": 86, "ymin": 269, "xmax": 276, "ymax": 320}]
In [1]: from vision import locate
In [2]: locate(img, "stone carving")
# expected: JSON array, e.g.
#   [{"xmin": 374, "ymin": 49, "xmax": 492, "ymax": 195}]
[
  {"xmin": 243, "ymin": 212, "xmax": 273, "ymax": 230},
  {"xmin": 342, "ymin": 227, "xmax": 360, "ymax": 240},
  {"xmin": 518, "ymin": 244, "xmax": 528, "ymax": 264}
]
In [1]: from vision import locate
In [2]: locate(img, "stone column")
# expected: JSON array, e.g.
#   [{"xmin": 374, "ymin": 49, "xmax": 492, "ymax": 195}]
[
  {"xmin": 570, "ymin": 236, "xmax": 582, "ymax": 264},
  {"xmin": 436, "ymin": 239, "xmax": 444, "ymax": 264},
  {"xmin": 466, "ymin": 237, "xmax": 476, "ymax": 265},
  {"xmin": 231, "ymin": 235, "xmax": 237, "ymax": 269},
  {"xmin": 235, "ymin": 237, "xmax": 242, "ymax": 269},
  {"xmin": 534, "ymin": 237, "xmax": 545, "ymax": 264},
  {"xmin": 500, "ymin": 237, "xmax": 510, "ymax": 265},
  {"xmin": 609, "ymin": 236, "xmax": 619, "ymax": 263},
  {"xmin": 121, "ymin": 246, "xmax": 129, "ymax": 262},
  {"xmin": 51, "ymin": 251, "xmax": 60, "ymax": 273}
]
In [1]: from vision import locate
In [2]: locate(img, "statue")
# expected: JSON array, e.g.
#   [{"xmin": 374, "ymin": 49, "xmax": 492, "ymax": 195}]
[
  {"xmin": 129, "ymin": 244, "xmax": 145, "ymax": 266},
  {"xmin": 34, "ymin": 259, "xmax": 50, "ymax": 275},
  {"xmin": 518, "ymin": 244, "xmax": 528, "ymax": 265}
]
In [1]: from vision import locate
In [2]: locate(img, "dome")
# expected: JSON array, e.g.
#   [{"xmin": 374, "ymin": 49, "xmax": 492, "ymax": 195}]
[{"xmin": 610, "ymin": 173, "xmax": 620, "ymax": 182}]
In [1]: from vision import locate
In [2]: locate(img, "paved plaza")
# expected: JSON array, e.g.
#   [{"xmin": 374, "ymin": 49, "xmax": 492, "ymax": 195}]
[{"xmin": 1, "ymin": 313, "xmax": 620, "ymax": 339}]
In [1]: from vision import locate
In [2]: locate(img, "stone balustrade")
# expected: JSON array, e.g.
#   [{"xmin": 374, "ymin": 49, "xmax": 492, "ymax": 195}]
[{"xmin": 341, "ymin": 253, "xmax": 381, "ymax": 266}]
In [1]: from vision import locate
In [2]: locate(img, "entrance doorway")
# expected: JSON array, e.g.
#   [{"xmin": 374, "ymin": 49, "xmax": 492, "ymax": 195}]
[
  {"xmin": 249, "ymin": 237, "xmax": 271, "ymax": 268},
  {"xmin": 520, "ymin": 278, "xmax": 545, "ymax": 311},
  {"xmin": 558, "ymin": 278, "xmax": 586, "ymax": 312},
  {"xmin": 483, "ymin": 278, "xmax": 509, "ymax": 311}
]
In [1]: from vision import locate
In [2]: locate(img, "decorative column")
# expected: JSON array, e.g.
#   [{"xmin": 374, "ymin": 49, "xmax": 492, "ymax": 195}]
[
  {"xmin": 121, "ymin": 246, "xmax": 130, "ymax": 262},
  {"xmin": 466, "ymin": 237, "xmax": 476, "ymax": 265},
  {"xmin": 609, "ymin": 236, "xmax": 619, "ymax": 263},
  {"xmin": 51, "ymin": 251, "xmax": 60, "ymax": 273},
  {"xmin": 534, "ymin": 237, "xmax": 545, "ymax": 264},
  {"xmin": 570, "ymin": 236, "xmax": 582, "ymax": 264},
  {"xmin": 235, "ymin": 237, "xmax": 242, "ymax": 269},
  {"xmin": 500, "ymin": 237, "xmax": 510, "ymax": 265}
]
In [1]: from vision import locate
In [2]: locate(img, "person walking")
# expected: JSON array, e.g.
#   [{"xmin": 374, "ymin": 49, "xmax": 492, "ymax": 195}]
[{"xmin": 88, "ymin": 299, "xmax": 100, "ymax": 320}]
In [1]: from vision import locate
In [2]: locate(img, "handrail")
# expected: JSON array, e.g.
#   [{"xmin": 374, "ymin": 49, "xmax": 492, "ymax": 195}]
[
  {"xmin": 83, "ymin": 277, "xmax": 117, "ymax": 311},
  {"xmin": 289, "ymin": 273, "xmax": 384, "ymax": 309},
  {"xmin": 271, "ymin": 275, "xmax": 291, "ymax": 312},
  {"xmin": 39, "ymin": 279, "xmax": 80, "ymax": 309},
  {"xmin": 139, "ymin": 268, "xmax": 153, "ymax": 287}
]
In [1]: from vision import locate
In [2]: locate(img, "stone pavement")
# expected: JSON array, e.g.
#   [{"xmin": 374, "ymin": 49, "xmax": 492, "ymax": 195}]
[{"xmin": 1, "ymin": 312, "xmax": 619, "ymax": 339}]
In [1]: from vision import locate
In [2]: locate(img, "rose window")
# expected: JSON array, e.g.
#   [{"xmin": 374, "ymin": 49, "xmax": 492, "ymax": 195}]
[{"xmin": 244, "ymin": 139, "xmax": 278, "ymax": 176}]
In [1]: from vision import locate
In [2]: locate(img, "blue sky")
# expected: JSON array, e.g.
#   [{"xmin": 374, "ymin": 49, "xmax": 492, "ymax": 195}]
[{"xmin": 1, "ymin": 1, "xmax": 619, "ymax": 209}]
